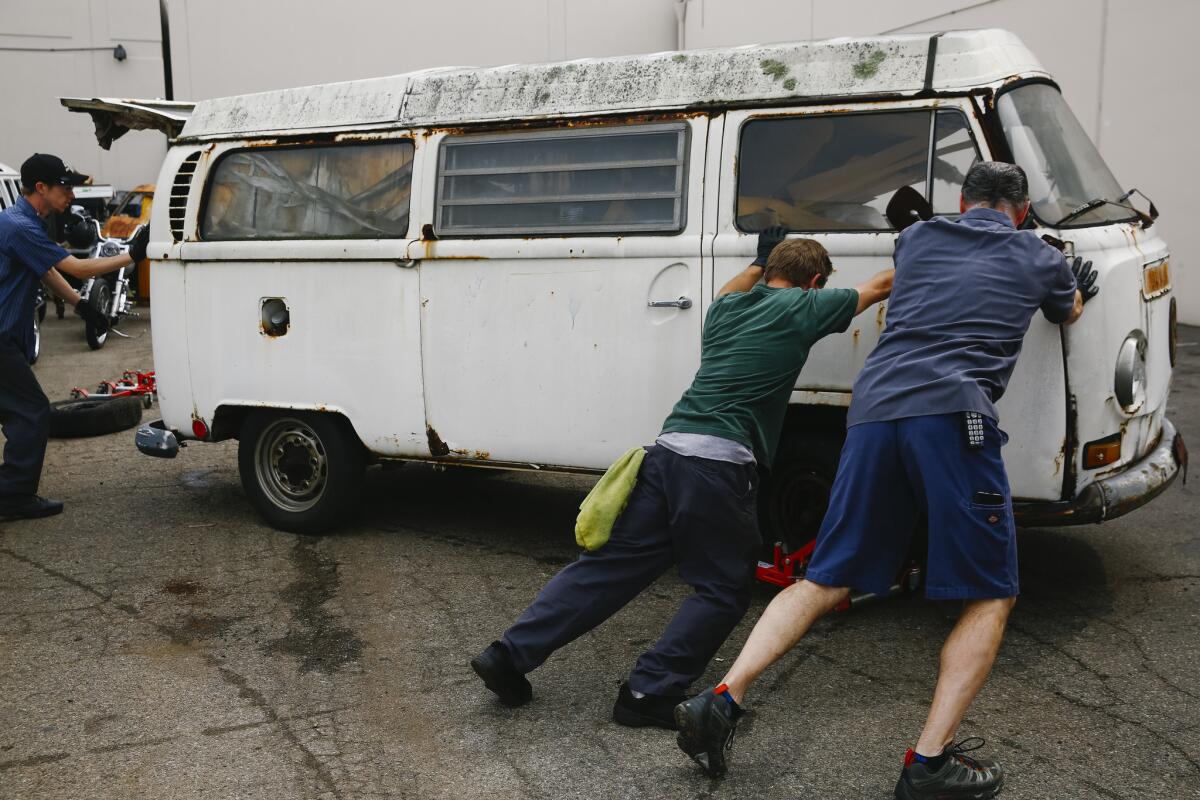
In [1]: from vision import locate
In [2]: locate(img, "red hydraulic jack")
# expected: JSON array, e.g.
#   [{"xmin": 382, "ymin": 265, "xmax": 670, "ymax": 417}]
[
  {"xmin": 755, "ymin": 540, "xmax": 924, "ymax": 610},
  {"xmin": 71, "ymin": 370, "xmax": 158, "ymax": 409}
]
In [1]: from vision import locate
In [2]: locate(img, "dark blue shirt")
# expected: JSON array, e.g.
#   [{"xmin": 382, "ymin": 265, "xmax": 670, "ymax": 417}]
[
  {"xmin": 848, "ymin": 207, "xmax": 1077, "ymax": 427},
  {"xmin": 0, "ymin": 197, "xmax": 67, "ymax": 361}
]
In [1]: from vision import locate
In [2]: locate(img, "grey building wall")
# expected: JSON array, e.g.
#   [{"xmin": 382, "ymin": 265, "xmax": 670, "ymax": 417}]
[{"xmin": 2, "ymin": 0, "xmax": 1195, "ymax": 320}]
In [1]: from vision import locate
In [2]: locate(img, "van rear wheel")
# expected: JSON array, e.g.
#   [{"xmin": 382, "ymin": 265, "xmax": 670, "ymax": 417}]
[{"xmin": 238, "ymin": 411, "xmax": 365, "ymax": 534}]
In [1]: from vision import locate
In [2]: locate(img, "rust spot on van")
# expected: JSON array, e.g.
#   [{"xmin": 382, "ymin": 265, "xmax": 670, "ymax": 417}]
[
  {"xmin": 473, "ymin": 450, "xmax": 491, "ymax": 460},
  {"xmin": 426, "ymin": 425, "xmax": 450, "ymax": 457},
  {"xmin": 852, "ymin": 328, "xmax": 861, "ymax": 344},
  {"xmin": 875, "ymin": 302, "xmax": 887, "ymax": 328}
]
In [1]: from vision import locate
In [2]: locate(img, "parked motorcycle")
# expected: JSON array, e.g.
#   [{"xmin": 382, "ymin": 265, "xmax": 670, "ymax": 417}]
[{"xmin": 62, "ymin": 212, "xmax": 142, "ymax": 350}]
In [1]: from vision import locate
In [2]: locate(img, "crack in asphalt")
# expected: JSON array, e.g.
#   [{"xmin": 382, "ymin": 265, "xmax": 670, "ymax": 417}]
[{"xmin": 0, "ymin": 544, "xmax": 348, "ymax": 797}]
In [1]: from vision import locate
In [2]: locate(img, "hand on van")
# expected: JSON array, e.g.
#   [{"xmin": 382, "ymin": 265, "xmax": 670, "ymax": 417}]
[
  {"xmin": 753, "ymin": 225, "xmax": 789, "ymax": 267},
  {"xmin": 1070, "ymin": 257, "xmax": 1099, "ymax": 304},
  {"xmin": 126, "ymin": 225, "xmax": 149, "ymax": 264}
]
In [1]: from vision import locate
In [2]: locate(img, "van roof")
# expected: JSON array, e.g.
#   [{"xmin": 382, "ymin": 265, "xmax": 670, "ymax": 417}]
[{"xmin": 179, "ymin": 28, "xmax": 1045, "ymax": 141}]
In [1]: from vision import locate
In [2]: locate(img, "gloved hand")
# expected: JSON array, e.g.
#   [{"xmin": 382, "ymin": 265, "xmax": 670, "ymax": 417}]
[
  {"xmin": 126, "ymin": 225, "xmax": 149, "ymax": 264},
  {"xmin": 74, "ymin": 298, "xmax": 109, "ymax": 334},
  {"xmin": 753, "ymin": 225, "xmax": 789, "ymax": 267},
  {"xmin": 1070, "ymin": 256, "xmax": 1099, "ymax": 304}
]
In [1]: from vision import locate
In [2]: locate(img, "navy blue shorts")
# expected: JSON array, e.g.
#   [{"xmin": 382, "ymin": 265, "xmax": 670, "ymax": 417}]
[{"xmin": 804, "ymin": 413, "xmax": 1018, "ymax": 600}]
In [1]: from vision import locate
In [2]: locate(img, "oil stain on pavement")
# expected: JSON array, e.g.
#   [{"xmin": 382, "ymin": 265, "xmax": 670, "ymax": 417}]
[{"xmin": 267, "ymin": 536, "xmax": 364, "ymax": 674}]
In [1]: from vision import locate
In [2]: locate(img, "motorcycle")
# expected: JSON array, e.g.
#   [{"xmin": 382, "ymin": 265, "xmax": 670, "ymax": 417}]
[{"xmin": 63, "ymin": 211, "xmax": 142, "ymax": 350}]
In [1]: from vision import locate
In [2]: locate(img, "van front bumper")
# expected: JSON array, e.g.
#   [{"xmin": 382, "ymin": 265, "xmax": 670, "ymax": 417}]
[{"xmin": 1014, "ymin": 418, "xmax": 1187, "ymax": 526}]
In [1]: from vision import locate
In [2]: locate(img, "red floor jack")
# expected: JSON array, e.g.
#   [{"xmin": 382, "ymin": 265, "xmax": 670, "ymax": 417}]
[
  {"xmin": 755, "ymin": 539, "xmax": 924, "ymax": 610},
  {"xmin": 71, "ymin": 370, "xmax": 158, "ymax": 409}
]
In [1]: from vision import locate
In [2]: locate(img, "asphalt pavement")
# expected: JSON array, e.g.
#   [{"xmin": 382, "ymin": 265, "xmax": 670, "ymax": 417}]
[{"xmin": 1, "ymin": 307, "xmax": 1196, "ymax": 800}]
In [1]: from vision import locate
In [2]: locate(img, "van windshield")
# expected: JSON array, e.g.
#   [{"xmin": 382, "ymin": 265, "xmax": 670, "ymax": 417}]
[{"xmin": 997, "ymin": 83, "xmax": 1135, "ymax": 227}]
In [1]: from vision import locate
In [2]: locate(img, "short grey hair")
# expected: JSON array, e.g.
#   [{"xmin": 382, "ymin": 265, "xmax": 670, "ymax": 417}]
[{"xmin": 961, "ymin": 161, "xmax": 1029, "ymax": 208}]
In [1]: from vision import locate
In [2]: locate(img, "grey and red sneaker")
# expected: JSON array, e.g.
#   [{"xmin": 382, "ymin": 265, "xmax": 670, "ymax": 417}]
[
  {"xmin": 894, "ymin": 738, "xmax": 1005, "ymax": 800},
  {"xmin": 674, "ymin": 683, "xmax": 744, "ymax": 778}
]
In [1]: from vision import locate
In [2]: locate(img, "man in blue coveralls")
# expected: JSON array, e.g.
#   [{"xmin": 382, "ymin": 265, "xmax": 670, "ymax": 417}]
[
  {"xmin": 0, "ymin": 154, "xmax": 149, "ymax": 522},
  {"xmin": 675, "ymin": 162, "xmax": 1099, "ymax": 800},
  {"xmin": 471, "ymin": 228, "xmax": 895, "ymax": 729}
]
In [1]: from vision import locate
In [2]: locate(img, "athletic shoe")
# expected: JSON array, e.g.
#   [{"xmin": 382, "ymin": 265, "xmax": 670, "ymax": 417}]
[
  {"xmin": 894, "ymin": 737, "xmax": 1005, "ymax": 800},
  {"xmin": 0, "ymin": 494, "xmax": 64, "ymax": 522},
  {"xmin": 674, "ymin": 684, "xmax": 744, "ymax": 778},
  {"xmin": 470, "ymin": 641, "xmax": 532, "ymax": 707},
  {"xmin": 612, "ymin": 681, "xmax": 688, "ymax": 730}
]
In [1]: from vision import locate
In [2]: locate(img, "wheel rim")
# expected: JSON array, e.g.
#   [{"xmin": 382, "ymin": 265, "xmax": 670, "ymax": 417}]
[{"xmin": 254, "ymin": 418, "xmax": 329, "ymax": 513}]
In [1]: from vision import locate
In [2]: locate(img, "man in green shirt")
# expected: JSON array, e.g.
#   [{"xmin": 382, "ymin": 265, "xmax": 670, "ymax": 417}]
[{"xmin": 471, "ymin": 227, "xmax": 894, "ymax": 729}]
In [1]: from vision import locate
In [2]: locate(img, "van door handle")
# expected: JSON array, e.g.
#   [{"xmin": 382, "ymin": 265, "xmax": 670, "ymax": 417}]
[{"xmin": 648, "ymin": 296, "xmax": 693, "ymax": 310}]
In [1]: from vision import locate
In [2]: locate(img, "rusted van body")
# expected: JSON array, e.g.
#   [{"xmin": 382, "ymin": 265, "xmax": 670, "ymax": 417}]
[{"xmin": 66, "ymin": 29, "xmax": 1184, "ymax": 537}]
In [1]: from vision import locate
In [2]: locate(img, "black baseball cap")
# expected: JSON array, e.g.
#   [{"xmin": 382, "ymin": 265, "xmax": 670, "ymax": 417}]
[{"xmin": 20, "ymin": 153, "xmax": 90, "ymax": 190}]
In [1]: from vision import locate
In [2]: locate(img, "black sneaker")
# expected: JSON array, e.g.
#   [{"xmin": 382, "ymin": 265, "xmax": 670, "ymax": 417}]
[
  {"xmin": 612, "ymin": 682, "xmax": 688, "ymax": 730},
  {"xmin": 0, "ymin": 495, "xmax": 64, "ymax": 522},
  {"xmin": 895, "ymin": 738, "xmax": 1004, "ymax": 800},
  {"xmin": 674, "ymin": 684, "xmax": 744, "ymax": 778},
  {"xmin": 470, "ymin": 641, "xmax": 532, "ymax": 707}
]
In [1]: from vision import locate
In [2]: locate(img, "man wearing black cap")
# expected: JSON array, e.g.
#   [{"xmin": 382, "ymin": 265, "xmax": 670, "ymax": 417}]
[{"xmin": 0, "ymin": 153, "xmax": 149, "ymax": 521}]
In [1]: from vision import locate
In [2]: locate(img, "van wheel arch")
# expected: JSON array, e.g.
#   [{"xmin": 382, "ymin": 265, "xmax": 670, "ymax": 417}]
[{"xmin": 758, "ymin": 405, "xmax": 848, "ymax": 557}]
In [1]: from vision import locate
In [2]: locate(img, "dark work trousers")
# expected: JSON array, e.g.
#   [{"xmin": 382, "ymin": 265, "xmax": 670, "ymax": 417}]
[
  {"xmin": 0, "ymin": 339, "xmax": 49, "ymax": 498},
  {"xmin": 500, "ymin": 444, "xmax": 761, "ymax": 696}
]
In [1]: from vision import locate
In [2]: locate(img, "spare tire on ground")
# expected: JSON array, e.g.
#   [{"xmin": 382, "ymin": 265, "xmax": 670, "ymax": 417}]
[{"xmin": 48, "ymin": 396, "xmax": 143, "ymax": 438}]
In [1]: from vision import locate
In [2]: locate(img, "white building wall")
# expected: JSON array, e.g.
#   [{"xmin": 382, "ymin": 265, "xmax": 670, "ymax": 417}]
[
  {"xmin": 0, "ymin": 0, "xmax": 167, "ymax": 191},
  {"xmin": 164, "ymin": 0, "xmax": 681, "ymax": 100}
]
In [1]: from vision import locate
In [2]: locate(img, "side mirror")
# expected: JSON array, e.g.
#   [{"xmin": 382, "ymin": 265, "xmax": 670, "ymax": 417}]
[{"xmin": 885, "ymin": 186, "xmax": 932, "ymax": 232}]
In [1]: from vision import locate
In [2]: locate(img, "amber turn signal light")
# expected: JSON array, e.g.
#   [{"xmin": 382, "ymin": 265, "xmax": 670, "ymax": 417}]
[{"xmin": 1083, "ymin": 433, "xmax": 1122, "ymax": 470}]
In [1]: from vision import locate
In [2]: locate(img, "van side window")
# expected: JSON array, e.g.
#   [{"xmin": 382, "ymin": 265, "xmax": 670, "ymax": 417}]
[
  {"xmin": 736, "ymin": 110, "xmax": 978, "ymax": 232},
  {"xmin": 201, "ymin": 141, "xmax": 414, "ymax": 240},
  {"xmin": 436, "ymin": 123, "xmax": 687, "ymax": 236}
]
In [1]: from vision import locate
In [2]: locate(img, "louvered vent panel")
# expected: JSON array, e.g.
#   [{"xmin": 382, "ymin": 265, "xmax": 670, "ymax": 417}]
[{"xmin": 168, "ymin": 152, "xmax": 200, "ymax": 242}]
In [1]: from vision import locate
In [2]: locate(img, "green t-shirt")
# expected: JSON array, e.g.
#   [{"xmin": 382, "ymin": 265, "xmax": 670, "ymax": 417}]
[{"xmin": 660, "ymin": 285, "xmax": 859, "ymax": 467}]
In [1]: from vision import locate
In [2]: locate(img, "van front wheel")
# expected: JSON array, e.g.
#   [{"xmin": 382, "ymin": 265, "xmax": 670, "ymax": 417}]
[
  {"xmin": 238, "ymin": 411, "xmax": 365, "ymax": 534},
  {"xmin": 758, "ymin": 429, "xmax": 844, "ymax": 562}
]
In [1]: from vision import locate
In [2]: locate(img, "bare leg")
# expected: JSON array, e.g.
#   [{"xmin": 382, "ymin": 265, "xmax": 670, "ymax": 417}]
[
  {"xmin": 914, "ymin": 597, "xmax": 1016, "ymax": 755},
  {"xmin": 719, "ymin": 580, "xmax": 850, "ymax": 704}
]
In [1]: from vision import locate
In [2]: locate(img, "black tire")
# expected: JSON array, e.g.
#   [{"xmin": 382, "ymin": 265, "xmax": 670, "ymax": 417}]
[
  {"xmin": 48, "ymin": 395, "xmax": 143, "ymax": 438},
  {"xmin": 85, "ymin": 282, "xmax": 111, "ymax": 350},
  {"xmin": 758, "ymin": 428, "xmax": 845, "ymax": 561},
  {"xmin": 238, "ymin": 411, "xmax": 366, "ymax": 534}
]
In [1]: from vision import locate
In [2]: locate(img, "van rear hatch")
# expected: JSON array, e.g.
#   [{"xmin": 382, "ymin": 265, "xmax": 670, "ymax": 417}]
[{"xmin": 60, "ymin": 97, "xmax": 195, "ymax": 149}]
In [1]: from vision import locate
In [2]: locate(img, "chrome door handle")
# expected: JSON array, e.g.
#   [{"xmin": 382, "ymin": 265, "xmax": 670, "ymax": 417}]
[{"xmin": 648, "ymin": 296, "xmax": 693, "ymax": 310}]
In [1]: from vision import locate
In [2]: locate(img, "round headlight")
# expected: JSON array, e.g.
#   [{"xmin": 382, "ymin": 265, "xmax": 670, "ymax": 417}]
[{"xmin": 1114, "ymin": 330, "xmax": 1147, "ymax": 412}]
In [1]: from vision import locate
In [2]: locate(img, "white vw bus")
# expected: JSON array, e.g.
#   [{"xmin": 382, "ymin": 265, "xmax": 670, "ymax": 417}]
[{"xmin": 67, "ymin": 30, "xmax": 1185, "ymax": 554}]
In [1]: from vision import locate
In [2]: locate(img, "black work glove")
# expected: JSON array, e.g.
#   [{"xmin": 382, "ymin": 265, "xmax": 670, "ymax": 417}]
[
  {"xmin": 753, "ymin": 224, "xmax": 789, "ymax": 267},
  {"xmin": 1070, "ymin": 256, "xmax": 1099, "ymax": 304},
  {"xmin": 126, "ymin": 225, "xmax": 149, "ymax": 264},
  {"xmin": 74, "ymin": 299, "xmax": 109, "ymax": 334}
]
